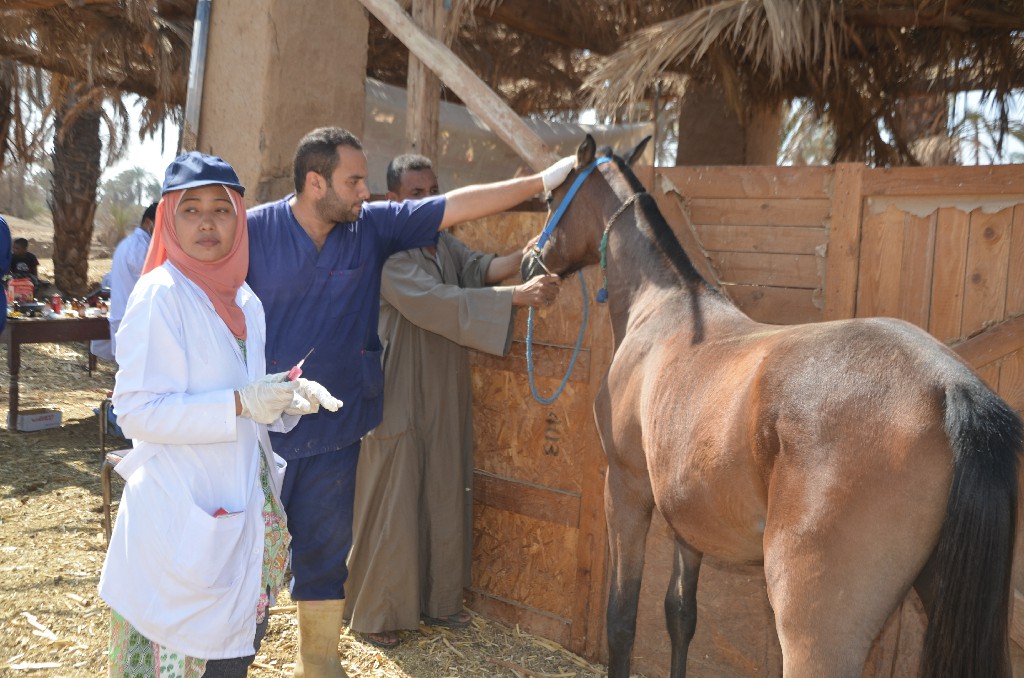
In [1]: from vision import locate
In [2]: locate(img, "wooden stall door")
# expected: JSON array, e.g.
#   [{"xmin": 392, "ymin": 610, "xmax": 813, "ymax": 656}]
[{"xmin": 452, "ymin": 213, "xmax": 614, "ymax": 660}]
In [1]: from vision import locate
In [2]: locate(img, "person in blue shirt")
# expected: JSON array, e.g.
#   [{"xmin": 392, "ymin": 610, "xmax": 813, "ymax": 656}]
[
  {"xmin": 0, "ymin": 215, "xmax": 11, "ymax": 335},
  {"xmin": 246, "ymin": 127, "xmax": 574, "ymax": 677}
]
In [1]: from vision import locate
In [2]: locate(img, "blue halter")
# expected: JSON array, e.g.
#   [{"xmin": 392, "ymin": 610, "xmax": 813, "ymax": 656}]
[
  {"xmin": 533, "ymin": 156, "xmax": 612, "ymax": 252},
  {"xmin": 524, "ymin": 156, "xmax": 610, "ymax": 404}
]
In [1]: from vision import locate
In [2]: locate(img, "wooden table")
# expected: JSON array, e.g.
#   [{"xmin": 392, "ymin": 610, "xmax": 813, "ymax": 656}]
[{"xmin": 1, "ymin": 316, "xmax": 110, "ymax": 431}]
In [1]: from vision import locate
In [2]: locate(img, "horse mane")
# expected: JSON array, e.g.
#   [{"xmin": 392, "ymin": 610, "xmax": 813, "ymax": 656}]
[{"xmin": 608, "ymin": 155, "xmax": 707, "ymax": 287}]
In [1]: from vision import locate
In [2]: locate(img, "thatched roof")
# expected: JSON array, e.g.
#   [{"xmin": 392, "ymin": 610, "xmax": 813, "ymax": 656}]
[
  {"xmin": 2, "ymin": 0, "xmax": 1022, "ymax": 164},
  {"xmin": 0, "ymin": 0, "xmax": 191, "ymax": 103},
  {"xmin": 580, "ymin": 0, "xmax": 1024, "ymax": 162},
  {"xmin": 366, "ymin": 1, "xmax": 684, "ymax": 117},
  {"xmin": 370, "ymin": 0, "xmax": 1024, "ymax": 162},
  {"xmin": 0, "ymin": 0, "xmax": 192, "ymax": 154}
]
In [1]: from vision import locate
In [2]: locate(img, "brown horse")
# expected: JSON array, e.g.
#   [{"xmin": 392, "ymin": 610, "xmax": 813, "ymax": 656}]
[{"xmin": 521, "ymin": 135, "xmax": 1021, "ymax": 677}]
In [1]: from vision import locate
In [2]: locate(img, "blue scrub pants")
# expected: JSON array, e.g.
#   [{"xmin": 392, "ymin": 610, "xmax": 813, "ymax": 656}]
[
  {"xmin": 199, "ymin": 616, "xmax": 268, "ymax": 677},
  {"xmin": 281, "ymin": 442, "xmax": 360, "ymax": 600}
]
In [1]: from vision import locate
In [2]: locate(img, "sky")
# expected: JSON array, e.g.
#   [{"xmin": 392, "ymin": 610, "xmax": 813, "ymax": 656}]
[
  {"xmin": 101, "ymin": 100, "xmax": 181, "ymax": 185},
  {"xmin": 954, "ymin": 91, "xmax": 1024, "ymax": 163}
]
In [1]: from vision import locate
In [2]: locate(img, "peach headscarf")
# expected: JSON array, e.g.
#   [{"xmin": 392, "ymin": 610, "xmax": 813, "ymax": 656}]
[{"xmin": 142, "ymin": 187, "xmax": 249, "ymax": 339}]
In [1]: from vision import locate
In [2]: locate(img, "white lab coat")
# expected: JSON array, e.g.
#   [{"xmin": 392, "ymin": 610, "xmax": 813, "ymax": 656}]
[
  {"xmin": 99, "ymin": 261, "xmax": 287, "ymax": 660},
  {"xmin": 104, "ymin": 226, "xmax": 152, "ymax": 360},
  {"xmin": 90, "ymin": 272, "xmax": 115, "ymax": 361}
]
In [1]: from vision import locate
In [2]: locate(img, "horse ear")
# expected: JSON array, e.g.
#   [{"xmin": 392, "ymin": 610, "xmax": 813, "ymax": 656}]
[
  {"xmin": 577, "ymin": 135, "xmax": 596, "ymax": 167},
  {"xmin": 625, "ymin": 136, "xmax": 652, "ymax": 167}
]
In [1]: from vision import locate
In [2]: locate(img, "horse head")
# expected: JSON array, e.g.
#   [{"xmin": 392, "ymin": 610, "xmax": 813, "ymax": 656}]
[{"xmin": 521, "ymin": 134, "xmax": 651, "ymax": 283}]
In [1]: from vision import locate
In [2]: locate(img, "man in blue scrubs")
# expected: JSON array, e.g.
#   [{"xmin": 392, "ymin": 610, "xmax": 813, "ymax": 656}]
[{"xmin": 246, "ymin": 127, "xmax": 573, "ymax": 677}]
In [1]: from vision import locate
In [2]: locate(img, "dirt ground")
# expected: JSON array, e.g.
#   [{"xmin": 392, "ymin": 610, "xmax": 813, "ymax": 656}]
[{"xmin": 0, "ymin": 216, "xmax": 615, "ymax": 677}]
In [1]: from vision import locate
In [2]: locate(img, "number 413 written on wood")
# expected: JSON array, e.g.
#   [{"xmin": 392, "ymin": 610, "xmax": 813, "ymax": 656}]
[{"xmin": 544, "ymin": 411, "xmax": 561, "ymax": 456}]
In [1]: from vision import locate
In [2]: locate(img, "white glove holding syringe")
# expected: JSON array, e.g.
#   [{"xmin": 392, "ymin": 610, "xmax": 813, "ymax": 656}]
[
  {"xmin": 284, "ymin": 348, "xmax": 343, "ymax": 414},
  {"xmin": 236, "ymin": 349, "xmax": 342, "ymax": 422}
]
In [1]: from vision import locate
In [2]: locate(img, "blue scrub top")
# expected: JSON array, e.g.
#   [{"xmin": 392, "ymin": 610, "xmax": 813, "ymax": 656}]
[{"xmin": 247, "ymin": 195, "xmax": 445, "ymax": 460}]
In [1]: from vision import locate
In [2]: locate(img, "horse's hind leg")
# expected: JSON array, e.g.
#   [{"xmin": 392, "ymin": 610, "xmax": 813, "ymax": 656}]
[
  {"xmin": 605, "ymin": 469, "xmax": 654, "ymax": 678},
  {"xmin": 763, "ymin": 453, "xmax": 948, "ymax": 677},
  {"xmin": 666, "ymin": 539, "xmax": 702, "ymax": 678}
]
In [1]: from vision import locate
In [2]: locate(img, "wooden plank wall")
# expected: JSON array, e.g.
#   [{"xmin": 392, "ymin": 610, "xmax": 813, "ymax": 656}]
[
  {"xmin": 458, "ymin": 163, "xmax": 1024, "ymax": 678},
  {"xmin": 851, "ymin": 169, "xmax": 1024, "ymax": 414},
  {"xmin": 451, "ymin": 212, "xmax": 614, "ymax": 660},
  {"xmin": 652, "ymin": 166, "xmax": 833, "ymax": 325},
  {"xmin": 653, "ymin": 163, "xmax": 1024, "ymax": 412}
]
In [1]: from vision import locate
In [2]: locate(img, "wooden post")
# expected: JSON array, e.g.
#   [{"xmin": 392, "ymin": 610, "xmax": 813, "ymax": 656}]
[
  {"xmin": 823, "ymin": 163, "xmax": 864, "ymax": 321},
  {"xmin": 406, "ymin": 0, "xmax": 441, "ymax": 158},
  {"xmin": 358, "ymin": 0, "xmax": 558, "ymax": 171}
]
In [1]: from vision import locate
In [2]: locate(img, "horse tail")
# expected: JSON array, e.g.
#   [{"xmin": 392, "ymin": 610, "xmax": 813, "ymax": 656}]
[{"xmin": 921, "ymin": 379, "xmax": 1021, "ymax": 677}]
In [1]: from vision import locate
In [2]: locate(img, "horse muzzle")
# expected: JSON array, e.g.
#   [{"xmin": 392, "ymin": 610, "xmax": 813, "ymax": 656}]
[{"xmin": 521, "ymin": 249, "xmax": 547, "ymax": 281}]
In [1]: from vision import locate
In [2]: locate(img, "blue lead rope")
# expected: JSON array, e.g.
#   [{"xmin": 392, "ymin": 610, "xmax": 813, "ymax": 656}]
[
  {"xmin": 525, "ymin": 156, "xmax": 608, "ymax": 404},
  {"xmin": 526, "ymin": 271, "xmax": 588, "ymax": 404}
]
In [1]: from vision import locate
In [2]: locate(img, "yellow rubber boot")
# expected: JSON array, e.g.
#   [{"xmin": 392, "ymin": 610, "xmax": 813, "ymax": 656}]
[{"xmin": 293, "ymin": 600, "xmax": 348, "ymax": 678}]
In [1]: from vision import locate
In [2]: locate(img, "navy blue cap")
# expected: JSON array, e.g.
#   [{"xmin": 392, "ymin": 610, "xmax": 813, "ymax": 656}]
[{"xmin": 162, "ymin": 151, "xmax": 245, "ymax": 196}]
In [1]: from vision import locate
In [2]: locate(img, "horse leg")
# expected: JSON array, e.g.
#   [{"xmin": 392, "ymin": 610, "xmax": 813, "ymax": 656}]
[
  {"xmin": 605, "ymin": 468, "xmax": 654, "ymax": 678},
  {"xmin": 766, "ymin": 552, "xmax": 883, "ymax": 677},
  {"xmin": 768, "ymin": 519, "xmax": 952, "ymax": 678},
  {"xmin": 764, "ymin": 450, "xmax": 949, "ymax": 676},
  {"xmin": 665, "ymin": 538, "xmax": 702, "ymax": 678}
]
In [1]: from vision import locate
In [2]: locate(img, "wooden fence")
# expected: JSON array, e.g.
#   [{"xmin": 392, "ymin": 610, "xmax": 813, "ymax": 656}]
[{"xmin": 454, "ymin": 162, "xmax": 1024, "ymax": 677}]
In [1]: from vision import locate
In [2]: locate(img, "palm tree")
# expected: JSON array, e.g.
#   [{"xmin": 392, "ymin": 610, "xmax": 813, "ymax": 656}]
[
  {"xmin": 0, "ymin": 60, "xmax": 53, "ymax": 217},
  {"xmin": 1, "ymin": 2, "xmax": 187, "ymax": 291},
  {"xmin": 95, "ymin": 166, "xmax": 160, "ymax": 247},
  {"xmin": 47, "ymin": 76, "xmax": 133, "ymax": 297},
  {"xmin": 48, "ymin": 81, "xmax": 102, "ymax": 296},
  {"xmin": 780, "ymin": 91, "xmax": 1024, "ymax": 167},
  {"xmin": 102, "ymin": 166, "xmax": 161, "ymax": 207}
]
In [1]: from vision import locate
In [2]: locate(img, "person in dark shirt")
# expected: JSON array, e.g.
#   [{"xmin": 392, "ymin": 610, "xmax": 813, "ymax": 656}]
[
  {"xmin": 0, "ymin": 215, "xmax": 10, "ymax": 333},
  {"xmin": 10, "ymin": 238, "xmax": 39, "ymax": 283}
]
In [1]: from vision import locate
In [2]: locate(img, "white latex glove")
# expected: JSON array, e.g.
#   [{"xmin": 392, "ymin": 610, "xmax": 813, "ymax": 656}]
[
  {"xmin": 283, "ymin": 391, "xmax": 316, "ymax": 416},
  {"xmin": 238, "ymin": 373, "xmax": 300, "ymax": 424},
  {"xmin": 541, "ymin": 156, "xmax": 575, "ymax": 192},
  {"xmin": 294, "ymin": 378, "xmax": 344, "ymax": 413}
]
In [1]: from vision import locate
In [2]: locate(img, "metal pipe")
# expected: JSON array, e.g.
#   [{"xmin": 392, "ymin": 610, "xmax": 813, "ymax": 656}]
[
  {"xmin": 652, "ymin": 80, "xmax": 661, "ymax": 167},
  {"xmin": 181, "ymin": 0, "xmax": 211, "ymax": 152}
]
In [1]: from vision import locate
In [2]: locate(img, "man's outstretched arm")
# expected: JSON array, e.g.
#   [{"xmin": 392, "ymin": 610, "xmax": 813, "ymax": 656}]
[{"xmin": 439, "ymin": 157, "xmax": 573, "ymax": 230}]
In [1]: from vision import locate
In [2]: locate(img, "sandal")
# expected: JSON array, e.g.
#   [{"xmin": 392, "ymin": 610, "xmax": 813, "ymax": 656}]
[
  {"xmin": 362, "ymin": 630, "xmax": 400, "ymax": 648},
  {"xmin": 422, "ymin": 610, "xmax": 472, "ymax": 629}
]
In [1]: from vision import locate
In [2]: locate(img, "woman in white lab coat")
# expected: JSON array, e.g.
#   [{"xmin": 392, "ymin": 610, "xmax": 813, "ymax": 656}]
[{"xmin": 99, "ymin": 152, "xmax": 340, "ymax": 677}]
